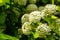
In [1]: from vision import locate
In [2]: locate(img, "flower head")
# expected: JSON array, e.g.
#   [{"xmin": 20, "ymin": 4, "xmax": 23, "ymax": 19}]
[
  {"xmin": 36, "ymin": 24, "xmax": 51, "ymax": 37},
  {"xmin": 43, "ymin": 4, "xmax": 56, "ymax": 15},
  {"xmin": 29, "ymin": 11, "xmax": 42, "ymax": 23},
  {"xmin": 22, "ymin": 22, "xmax": 32, "ymax": 35},
  {"xmin": 45, "ymin": 4, "xmax": 56, "ymax": 13},
  {"xmin": 21, "ymin": 14, "xmax": 29, "ymax": 24}
]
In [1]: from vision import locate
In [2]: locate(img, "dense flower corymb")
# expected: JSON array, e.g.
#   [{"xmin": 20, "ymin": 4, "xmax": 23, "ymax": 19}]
[
  {"xmin": 45, "ymin": 4, "xmax": 56, "ymax": 13},
  {"xmin": 22, "ymin": 22, "xmax": 32, "ymax": 35},
  {"xmin": 42, "ymin": 4, "xmax": 56, "ymax": 15},
  {"xmin": 36, "ymin": 24, "xmax": 51, "ymax": 37},
  {"xmin": 21, "ymin": 14, "xmax": 29, "ymax": 24},
  {"xmin": 29, "ymin": 11, "xmax": 42, "ymax": 23}
]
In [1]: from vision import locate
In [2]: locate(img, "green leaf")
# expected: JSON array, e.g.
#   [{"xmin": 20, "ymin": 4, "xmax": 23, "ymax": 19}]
[
  {"xmin": 0, "ymin": 0, "xmax": 10, "ymax": 6},
  {"xmin": 44, "ymin": 16, "xmax": 51, "ymax": 23},
  {"xmin": 42, "ymin": 0, "xmax": 48, "ymax": 3},
  {"xmin": 51, "ymin": 15, "xmax": 58, "ymax": 19},
  {"xmin": 57, "ymin": 0, "xmax": 60, "ymax": 2},
  {"xmin": 32, "ymin": 32, "xmax": 39, "ymax": 38},
  {"xmin": 0, "ymin": 0, "xmax": 5, "ymax": 6},
  {"xmin": 56, "ymin": 6, "xmax": 60, "ymax": 12},
  {"xmin": 3, "ymin": 0, "xmax": 10, "ymax": 3},
  {"xmin": 0, "ymin": 25, "xmax": 5, "ymax": 33},
  {"xmin": 0, "ymin": 0, "xmax": 3, "ymax": 3},
  {"xmin": 45, "ymin": 35, "xmax": 55, "ymax": 40},
  {"xmin": 0, "ymin": 13, "xmax": 6, "ymax": 24},
  {"xmin": 0, "ymin": 33, "xmax": 19, "ymax": 40}
]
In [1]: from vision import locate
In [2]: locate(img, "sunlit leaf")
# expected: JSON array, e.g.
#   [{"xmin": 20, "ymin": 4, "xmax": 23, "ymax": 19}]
[
  {"xmin": 0, "ymin": 0, "xmax": 4, "ymax": 6},
  {"xmin": 32, "ymin": 32, "xmax": 39, "ymax": 38},
  {"xmin": 0, "ymin": 33, "xmax": 19, "ymax": 40},
  {"xmin": 0, "ymin": 0, "xmax": 3, "ymax": 3},
  {"xmin": 57, "ymin": 0, "xmax": 60, "ymax": 2},
  {"xmin": 51, "ymin": 15, "xmax": 58, "ymax": 19},
  {"xmin": 56, "ymin": 6, "xmax": 60, "ymax": 12},
  {"xmin": 3, "ymin": 0, "xmax": 10, "ymax": 3}
]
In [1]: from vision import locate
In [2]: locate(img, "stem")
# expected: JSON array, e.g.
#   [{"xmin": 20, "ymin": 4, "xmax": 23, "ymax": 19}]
[{"xmin": 52, "ymin": 0, "xmax": 54, "ymax": 5}]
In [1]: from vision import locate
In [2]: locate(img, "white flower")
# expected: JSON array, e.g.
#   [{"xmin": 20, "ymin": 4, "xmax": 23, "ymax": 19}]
[
  {"xmin": 21, "ymin": 14, "xmax": 29, "ymax": 24},
  {"xmin": 22, "ymin": 22, "xmax": 32, "ymax": 35},
  {"xmin": 36, "ymin": 24, "xmax": 51, "ymax": 37},
  {"xmin": 41, "ymin": 11, "xmax": 45, "ymax": 18},
  {"xmin": 44, "ymin": 4, "xmax": 56, "ymax": 15},
  {"xmin": 29, "ymin": 11, "xmax": 44, "ymax": 23}
]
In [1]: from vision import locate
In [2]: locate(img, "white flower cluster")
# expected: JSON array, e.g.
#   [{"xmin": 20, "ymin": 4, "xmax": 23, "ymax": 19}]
[
  {"xmin": 45, "ymin": 4, "xmax": 56, "ymax": 13},
  {"xmin": 21, "ymin": 14, "xmax": 29, "ymax": 24},
  {"xmin": 22, "ymin": 22, "xmax": 32, "ymax": 35},
  {"xmin": 21, "ymin": 10, "xmax": 51, "ymax": 36},
  {"xmin": 21, "ymin": 11, "xmax": 45, "ymax": 35},
  {"xmin": 21, "ymin": 4, "xmax": 56, "ymax": 38},
  {"xmin": 21, "ymin": 11, "xmax": 44, "ymax": 24},
  {"xmin": 36, "ymin": 24, "xmax": 51, "ymax": 37},
  {"xmin": 29, "ymin": 11, "xmax": 42, "ymax": 23},
  {"xmin": 42, "ymin": 4, "xmax": 56, "ymax": 15}
]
